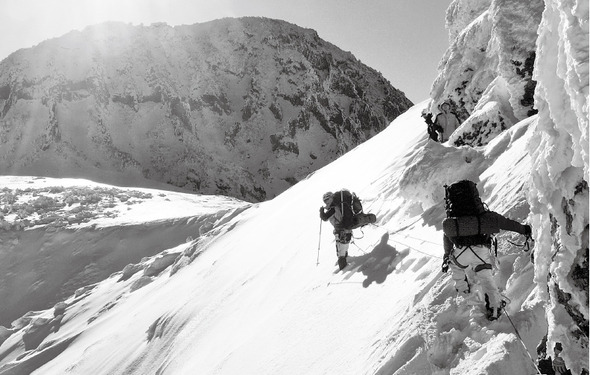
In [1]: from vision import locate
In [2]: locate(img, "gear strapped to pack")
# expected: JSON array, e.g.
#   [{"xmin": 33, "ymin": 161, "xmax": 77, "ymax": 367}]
[
  {"xmin": 332, "ymin": 190, "xmax": 364, "ymax": 230},
  {"xmin": 444, "ymin": 180, "xmax": 492, "ymax": 247}
]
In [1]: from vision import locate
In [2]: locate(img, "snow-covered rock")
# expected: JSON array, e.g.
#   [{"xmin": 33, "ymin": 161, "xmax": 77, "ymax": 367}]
[
  {"xmin": 430, "ymin": 0, "xmax": 545, "ymax": 147},
  {"xmin": 526, "ymin": 1, "xmax": 589, "ymax": 373},
  {"xmin": 434, "ymin": 0, "xmax": 589, "ymax": 372},
  {"xmin": 0, "ymin": 17, "xmax": 412, "ymax": 202}
]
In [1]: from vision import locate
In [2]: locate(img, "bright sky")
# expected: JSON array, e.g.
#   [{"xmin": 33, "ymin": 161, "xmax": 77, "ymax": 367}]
[{"xmin": 0, "ymin": 0, "xmax": 453, "ymax": 102}]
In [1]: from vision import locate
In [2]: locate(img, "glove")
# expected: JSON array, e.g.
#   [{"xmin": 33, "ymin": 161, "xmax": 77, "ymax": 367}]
[
  {"xmin": 523, "ymin": 224, "xmax": 532, "ymax": 236},
  {"xmin": 441, "ymin": 255, "xmax": 449, "ymax": 273}
]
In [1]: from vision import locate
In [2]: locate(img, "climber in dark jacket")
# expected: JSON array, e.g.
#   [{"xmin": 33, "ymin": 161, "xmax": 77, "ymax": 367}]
[
  {"xmin": 442, "ymin": 207, "xmax": 531, "ymax": 321},
  {"xmin": 422, "ymin": 110, "xmax": 443, "ymax": 142}
]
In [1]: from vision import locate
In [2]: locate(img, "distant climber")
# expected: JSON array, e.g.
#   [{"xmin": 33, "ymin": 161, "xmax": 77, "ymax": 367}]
[
  {"xmin": 421, "ymin": 109, "xmax": 443, "ymax": 142},
  {"xmin": 320, "ymin": 190, "xmax": 376, "ymax": 270},
  {"xmin": 434, "ymin": 102, "xmax": 461, "ymax": 142},
  {"xmin": 440, "ymin": 180, "xmax": 532, "ymax": 321},
  {"xmin": 552, "ymin": 342, "xmax": 572, "ymax": 375},
  {"xmin": 536, "ymin": 334, "xmax": 555, "ymax": 374}
]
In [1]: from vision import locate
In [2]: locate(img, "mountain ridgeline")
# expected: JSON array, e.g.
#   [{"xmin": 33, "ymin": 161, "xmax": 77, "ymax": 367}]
[{"xmin": 0, "ymin": 17, "xmax": 412, "ymax": 202}]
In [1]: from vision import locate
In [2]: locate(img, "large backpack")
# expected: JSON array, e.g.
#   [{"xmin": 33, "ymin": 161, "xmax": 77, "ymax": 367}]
[
  {"xmin": 332, "ymin": 190, "xmax": 363, "ymax": 230},
  {"xmin": 443, "ymin": 180, "xmax": 490, "ymax": 247},
  {"xmin": 444, "ymin": 180, "xmax": 486, "ymax": 217}
]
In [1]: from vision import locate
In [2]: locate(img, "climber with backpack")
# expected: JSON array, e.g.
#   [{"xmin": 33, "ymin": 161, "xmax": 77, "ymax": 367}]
[
  {"xmin": 422, "ymin": 109, "xmax": 443, "ymax": 142},
  {"xmin": 434, "ymin": 102, "xmax": 461, "ymax": 142},
  {"xmin": 440, "ymin": 180, "xmax": 532, "ymax": 321},
  {"xmin": 320, "ymin": 190, "xmax": 376, "ymax": 270}
]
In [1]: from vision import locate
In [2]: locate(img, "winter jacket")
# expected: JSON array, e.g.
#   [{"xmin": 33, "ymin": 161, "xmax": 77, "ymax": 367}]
[
  {"xmin": 435, "ymin": 112, "xmax": 461, "ymax": 141},
  {"xmin": 423, "ymin": 113, "xmax": 443, "ymax": 141},
  {"xmin": 443, "ymin": 211, "xmax": 531, "ymax": 257},
  {"xmin": 319, "ymin": 206, "xmax": 335, "ymax": 222},
  {"xmin": 320, "ymin": 205, "xmax": 348, "ymax": 231}
]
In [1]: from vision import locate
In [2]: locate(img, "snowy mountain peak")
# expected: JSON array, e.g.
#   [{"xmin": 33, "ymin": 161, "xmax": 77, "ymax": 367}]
[{"xmin": 0, "ymin": 17, "xmax": 412, "ymax": 202}]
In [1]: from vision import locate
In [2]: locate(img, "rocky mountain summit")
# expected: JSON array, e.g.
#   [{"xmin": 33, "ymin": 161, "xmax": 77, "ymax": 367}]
[{"xmin": 0, "ymin": 17, "xmax": 412, "ymax": 202}]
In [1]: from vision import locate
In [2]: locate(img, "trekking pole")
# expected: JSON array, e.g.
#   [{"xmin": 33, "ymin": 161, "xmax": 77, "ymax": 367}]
[
  {"xmin": 504, "ymin": 310, "xmax": 542, "ymax": 375},
  {"xmin": 316, "ymin": 218, "xmax": 323, "ymax": 266}
]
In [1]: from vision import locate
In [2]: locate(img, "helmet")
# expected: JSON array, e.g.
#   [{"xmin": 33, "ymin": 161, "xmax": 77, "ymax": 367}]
[{"xmin": 322, "ymin": 191, "xmax": 333, "ymax": 204}]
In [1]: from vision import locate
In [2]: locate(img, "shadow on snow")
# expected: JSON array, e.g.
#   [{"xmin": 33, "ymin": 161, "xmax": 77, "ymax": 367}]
[{"xmin": 343, "ymin": 233, "xmax": 409, "ymax": 287}]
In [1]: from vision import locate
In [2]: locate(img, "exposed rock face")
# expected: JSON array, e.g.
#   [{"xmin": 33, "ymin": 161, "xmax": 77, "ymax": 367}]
[{"xmin": 0, "ymin": 17, "xmax": 412, "ymax": 202}]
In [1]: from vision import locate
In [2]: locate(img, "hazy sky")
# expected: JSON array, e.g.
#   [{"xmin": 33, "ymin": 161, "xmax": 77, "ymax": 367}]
[{"xmin": 0, "ymin": 0, "xmax": 453, "ymax": 102}]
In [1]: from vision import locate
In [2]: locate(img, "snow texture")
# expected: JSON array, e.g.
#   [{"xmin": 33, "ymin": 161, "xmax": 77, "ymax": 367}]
[
  {"xmin": 431, "ymin": 0, "xmax": 545, "ymax": 147},
  {"xmin": 0, "ymin": 0, "xmax": 587, "ymax": 374},
  {"xmin": 0, "ymin": 95, "xmax": 582, "ymax": 374}
]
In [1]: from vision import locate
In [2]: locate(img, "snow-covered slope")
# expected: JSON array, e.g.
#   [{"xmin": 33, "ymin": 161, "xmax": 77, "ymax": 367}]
[
  {"xmin": 0, "ymin": 17, "xmax": 412, "ymax": 202},
  {"xmin": 0, "ymin": 177, "xmax": 250, "ymax": 328},
  {"xmin": 0, "ymin": 0, "xmax": 587, "ymax": 374},
  {"xmin": 0, "ymin": 103, "xmax": 560, "ymax": 374}
]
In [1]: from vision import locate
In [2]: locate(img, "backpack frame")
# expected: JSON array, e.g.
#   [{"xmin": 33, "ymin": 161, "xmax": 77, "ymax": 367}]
[
  {"xmin": 444, "ymin": 180, "xmax": 490, "ymax": 247},
  {"xmin": 332, "ymin": 190, "xmax": 363, "ymax": 230}
]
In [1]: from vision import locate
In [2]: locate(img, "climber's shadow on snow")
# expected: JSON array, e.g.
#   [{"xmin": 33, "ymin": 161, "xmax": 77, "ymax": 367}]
[{"xmin": 348, "ymin": 233, "xmax": 408, "ymax": 287}]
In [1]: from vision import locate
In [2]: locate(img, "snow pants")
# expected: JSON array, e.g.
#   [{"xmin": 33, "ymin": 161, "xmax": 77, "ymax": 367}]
[
  {"xmin": 334, "ymin": 229, "xmax": 352, "ymax": 257},
  {"xmin": 449, "ymin": 245, "xmax": 502, "ymax": 310}
]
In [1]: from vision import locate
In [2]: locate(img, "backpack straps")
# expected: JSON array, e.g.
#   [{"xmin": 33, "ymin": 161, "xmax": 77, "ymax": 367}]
[
  {"xmin": 340, "ymin": 190, "xmax": 345, "ymax": 222},
  {"xmin": 477, "ymin": 215, "xmax": 481, "ymax": 235}
]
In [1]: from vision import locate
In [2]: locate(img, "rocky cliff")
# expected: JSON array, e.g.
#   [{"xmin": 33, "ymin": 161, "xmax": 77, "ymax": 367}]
[{"xmin": 0, "ymin": 17, "xmax": 412, "ymax": 202}]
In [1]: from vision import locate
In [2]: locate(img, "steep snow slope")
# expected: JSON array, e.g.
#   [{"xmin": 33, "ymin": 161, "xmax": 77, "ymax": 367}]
[
  {"xmin": 0, "ymin": 103, "xmax": 553, "ymax": 374},
  {"xmin": 0, "ymin": 177, "xmax": 250, "ymax": 327},
  {"xmin": 427, "ymin": 0, "xmax": 588, "ymax": 372}
]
